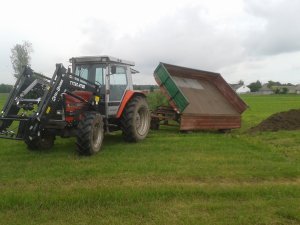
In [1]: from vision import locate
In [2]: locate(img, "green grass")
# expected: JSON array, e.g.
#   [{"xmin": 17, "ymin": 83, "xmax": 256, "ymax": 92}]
[{"xmin": 0, "ymin": 93, "xmax": 300, "ymax": 225}]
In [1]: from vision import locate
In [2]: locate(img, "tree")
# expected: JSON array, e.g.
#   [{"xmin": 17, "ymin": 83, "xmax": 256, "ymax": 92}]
[
  {"xmin": 247, "ymin": 80, "xmax": 262, "ymax": 92},
  {"xmin": 267, "ymin": 80, "xmax": 281, "ymax": 88},
  {"xmin": 238, "ymin": 80, "xmax": 244, "ymax": 85},
  {"xmin": 10, "ymin": 41, "xmax": 33, "ymax": 78}
]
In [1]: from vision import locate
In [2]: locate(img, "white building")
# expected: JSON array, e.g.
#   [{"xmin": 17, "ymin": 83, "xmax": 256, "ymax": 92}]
[
  {"xmin": 236, "ymin": 85, "xmax": 251, "ymax": 94},
  {"xmin": 287, "ymin": 85, "xmax": 300, "ymax": 94}
]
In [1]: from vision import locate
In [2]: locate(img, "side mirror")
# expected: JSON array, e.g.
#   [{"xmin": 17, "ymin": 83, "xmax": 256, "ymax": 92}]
[{"xmin": 111, "ymin": 66, "xmax": 116, "ymax": 74}]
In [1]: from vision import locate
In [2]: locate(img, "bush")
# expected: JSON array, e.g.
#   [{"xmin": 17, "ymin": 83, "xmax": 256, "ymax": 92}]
[
  {"xmin": 281, "ymin": 87, "xmax": 288, "ymax": 94},
  {"xmin": 274, "ymin": 88, "xmax": 281, "ymax": 94},
  {"xmin": 146, "ymin": 91, "xmax": 169, "ymax": 110}
]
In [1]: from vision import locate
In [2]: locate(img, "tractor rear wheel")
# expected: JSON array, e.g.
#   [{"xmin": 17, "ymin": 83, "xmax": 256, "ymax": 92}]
[
  {"xmin": 25, "ymin": 133, "xmax": 55, "ymax": 151},
  {"xmin": 121, "ymin": 96, "xmax": 150, "ymax": 142},
  {"xmin": 76, "ymin": 112, "xmax": 104, "ymax": 155}
]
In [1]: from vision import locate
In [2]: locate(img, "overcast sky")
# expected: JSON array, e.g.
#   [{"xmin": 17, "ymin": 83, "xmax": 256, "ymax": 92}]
[{"xmin": 0, "ymin": 0, "xmax": 299, "ymax": 85}]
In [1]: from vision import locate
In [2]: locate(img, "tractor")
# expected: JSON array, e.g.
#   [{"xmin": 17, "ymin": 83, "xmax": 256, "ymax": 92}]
[{"xmin": 0, "ymin": 56, "xmax": 151, "ymax": 155}]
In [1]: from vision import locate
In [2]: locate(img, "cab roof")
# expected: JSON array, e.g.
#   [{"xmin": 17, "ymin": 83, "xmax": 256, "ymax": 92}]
[{"xmin": 69, "ymin": 55, "xmax": 135, "ymax": 66}]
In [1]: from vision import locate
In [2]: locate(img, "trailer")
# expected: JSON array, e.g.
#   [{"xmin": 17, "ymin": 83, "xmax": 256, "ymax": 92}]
[{"xmin": 153, "ymin": 63, "xmax": 248, "ymax": 131}]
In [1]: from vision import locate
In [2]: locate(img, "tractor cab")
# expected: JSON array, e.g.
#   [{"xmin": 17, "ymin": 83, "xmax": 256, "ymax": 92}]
[{"xmin": 69, "ymin": 56, "xmax": 138, "ymax": 117}]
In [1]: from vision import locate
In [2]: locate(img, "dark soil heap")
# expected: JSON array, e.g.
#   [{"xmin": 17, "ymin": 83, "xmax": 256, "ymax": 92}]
[{"xmin": 250, "ymin": 109, "xmax": 300, "ymax": 132}]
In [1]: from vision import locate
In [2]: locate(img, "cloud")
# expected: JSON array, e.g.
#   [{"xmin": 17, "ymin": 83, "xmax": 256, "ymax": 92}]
[
  {"xmin": 244, "ymin": 0, "xmax": 300, "ymax": 56},
  {"xmin": 79, "ymin": 6, "xmax": 246, "ymax": 83},
  {"xmin": 221, "ymin": 51, "xmax": 300, "ymax": 84},
  {"xmin": 2, "ymin": 0, "xmax": 299, "ymax": 85},
  {"xmin": 80, "ymin": 19, "xmax": 117, "ymax": 55}
]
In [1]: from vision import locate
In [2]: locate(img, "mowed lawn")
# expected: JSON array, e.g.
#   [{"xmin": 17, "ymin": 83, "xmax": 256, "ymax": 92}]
[{"xmin": 0, "ymin": 93, "xmax": 300, "ymax": 225}]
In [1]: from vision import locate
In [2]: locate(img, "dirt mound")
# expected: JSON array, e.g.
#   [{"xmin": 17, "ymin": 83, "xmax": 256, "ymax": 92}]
[{"xmin": 249, "ymin": 109, "xmax": 300, "ymax": 132}]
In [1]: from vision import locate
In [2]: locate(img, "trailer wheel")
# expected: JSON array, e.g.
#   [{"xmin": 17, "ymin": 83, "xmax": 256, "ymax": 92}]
[
  {"xmin": 76, "ymin": 112, "xmax": 104, "ymax": 155},
  {"xmin": 121, "ymin": 96, "xmax": 150, "ymax": 142},
  {"xmin": 219, "ymin": 129, "xmax": 231, "ymax": 133},
  {"xmin": 25, "ymin": 134, "xmax": 55, "ymax": 150},
  {"xmin": 150, "ymin": 118, "xmax": 160, "ymax": 130}
]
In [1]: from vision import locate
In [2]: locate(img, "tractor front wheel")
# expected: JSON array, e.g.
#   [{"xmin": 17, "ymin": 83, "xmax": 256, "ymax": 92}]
[
  {"xmin": 121, "ymin": 96, "xmax": 150, "ymax": 142},
  {"xmin": 76, "ymin": 112, "xmax": 104, "ymax": 155},
  {"xmin": 25, "ymin": 134, "xmax": 55, "ymax": 151}
]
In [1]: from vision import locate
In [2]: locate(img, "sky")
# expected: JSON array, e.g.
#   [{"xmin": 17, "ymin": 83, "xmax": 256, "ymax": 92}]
[{"xmin": 0, "ymin": 0, "xmax": 299, "ymax": 85}]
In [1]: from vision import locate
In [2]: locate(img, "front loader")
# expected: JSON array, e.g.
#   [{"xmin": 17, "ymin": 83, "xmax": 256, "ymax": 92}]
[{"xmin": 0, "ymin": 56, "xmax": 150, "ymax": 155}]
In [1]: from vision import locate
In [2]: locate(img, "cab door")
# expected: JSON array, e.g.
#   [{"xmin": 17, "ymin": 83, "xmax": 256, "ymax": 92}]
[{"xmin": 107, "ymin": 65, "xmax": 129, "ymax": 116}]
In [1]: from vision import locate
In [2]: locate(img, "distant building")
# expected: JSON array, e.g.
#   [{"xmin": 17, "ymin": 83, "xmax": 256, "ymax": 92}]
[
  {"xmin": 236, "ymin": 85, "xmax": 251, "ymax": 94},
  {"xmin": 285, "ymin": 85, "xmax": 300, "ymax": 94},
  {"xmin": 230, "ymin": 84, "xmax": 251, "ymax": 94},
  {"xmin": 297, "ymin": 85, "xmax": 300, "ymax": 94},
  {"xmin": 258, "ymin": 84, "xmax": 273, "ymax": 95}
]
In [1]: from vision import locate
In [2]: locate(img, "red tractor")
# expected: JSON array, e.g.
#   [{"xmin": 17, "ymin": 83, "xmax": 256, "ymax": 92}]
[{"xmin": 0, "ymin": 56, "xmax": 151, "ymax": 155}]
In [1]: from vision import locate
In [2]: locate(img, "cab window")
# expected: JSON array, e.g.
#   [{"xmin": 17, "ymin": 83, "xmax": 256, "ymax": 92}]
[
  {"xmin": 109, "ymin": 66, "xmax": 127, "ymax": 101},
  {"xmin": 95, "ymin": 67, "xmax": 105, "ymax": 85},
  {"xmin": 110, "ymin": 67, "xmax": 127, "ymax": 85},
  {"xmin": 75, "ymin": 65, "xmax": 88, "ymax": 83},
  {"xmin": 75, "ymin": 64, "xmax": 105, "ymax": 85}
]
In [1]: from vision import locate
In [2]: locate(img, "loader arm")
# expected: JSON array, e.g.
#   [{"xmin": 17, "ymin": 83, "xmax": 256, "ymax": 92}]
[{"xmin": 0, "ymin": 64, "xmax": 100, "ymax": 141}]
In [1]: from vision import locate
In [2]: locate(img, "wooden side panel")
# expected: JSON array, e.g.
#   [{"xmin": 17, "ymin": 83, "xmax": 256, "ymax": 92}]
[
  {"xmin": 180, "ymin": 114, "xmax": 241, "ymax": 131},
  {"xmin": 163, "ymin": 63, "xmax": 219, "ymax": 82},
  {"xmin": 213, "ymin": 76, "xmax": 248, "ymax": 114}
]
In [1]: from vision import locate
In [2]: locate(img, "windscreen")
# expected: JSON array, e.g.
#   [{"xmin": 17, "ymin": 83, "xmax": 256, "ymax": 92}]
[{"xmin": 75, "ymin": 64, "xmax": 106, "ymax": 85}]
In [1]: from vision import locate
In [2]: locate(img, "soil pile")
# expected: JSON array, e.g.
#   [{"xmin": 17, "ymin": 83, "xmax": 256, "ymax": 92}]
[{"xmin": 250, "ymin": 109, "xmax": 300, "ymax": 132}]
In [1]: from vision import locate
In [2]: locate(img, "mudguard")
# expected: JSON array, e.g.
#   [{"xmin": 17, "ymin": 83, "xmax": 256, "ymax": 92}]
[{"xmin": 116, "ymin": 90, "xmax": 146, "ymax": 118}]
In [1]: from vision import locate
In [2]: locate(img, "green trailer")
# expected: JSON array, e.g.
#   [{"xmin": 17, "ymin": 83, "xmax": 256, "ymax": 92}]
[{"xmin": 153, "ymin": 63, "xmax": 247, "ymax": 131}]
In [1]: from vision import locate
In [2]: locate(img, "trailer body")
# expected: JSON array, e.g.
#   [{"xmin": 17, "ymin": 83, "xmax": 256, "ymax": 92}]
[{"xmin": 153, "ymin": 63, "xmax": 247, "ymax": 131}]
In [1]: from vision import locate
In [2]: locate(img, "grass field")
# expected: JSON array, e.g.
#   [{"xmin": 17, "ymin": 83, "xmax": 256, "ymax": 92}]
[{"xmin": 0, "ymin": 93, "xmax": 299, "ymax": 225}]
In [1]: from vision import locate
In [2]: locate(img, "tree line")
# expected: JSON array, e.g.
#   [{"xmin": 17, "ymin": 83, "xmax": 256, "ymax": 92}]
[
  {"xmin": 0, "ymin": 84, "xmax": 13, "ymax": 93},
  {"xmin": 247, "ymin": 80, "xmax": 296, "ymax": 93}
]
